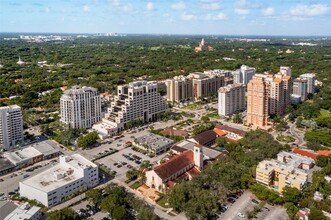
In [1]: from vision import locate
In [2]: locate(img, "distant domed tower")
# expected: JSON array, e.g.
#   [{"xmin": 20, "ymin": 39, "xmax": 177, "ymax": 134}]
[{"xmin": 194, "ymin": 144, "xmax": 204, "ymax": 170}]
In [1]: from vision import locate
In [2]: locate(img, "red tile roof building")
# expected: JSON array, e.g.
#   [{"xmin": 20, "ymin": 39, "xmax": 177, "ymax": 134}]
[
  {"xmin": 293, "ymin": 148, "xmax": 318, "ymax": 159},
  {"xmin": 145, "ymin": 145, "xmax": 203, "ymax": 192}
]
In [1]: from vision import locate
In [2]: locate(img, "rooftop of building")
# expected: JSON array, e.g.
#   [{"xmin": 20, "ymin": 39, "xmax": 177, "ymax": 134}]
[
  {"xmin": 153, "ymin": 150, "xmax": 194, "ymax": 180},
  {"xmin": 62, "ymin": 85, "xmax": 98, "ymax": 96},
  {"xmin": 193, "ymin": 130, "xmax": 217, "ymax": 146},
  {"xmin": 4, "ymin": 202, "xmax": 40, "ymax": 220},
  {"xmin": 126, "ymin": 81, "xmax": 157, "ymax": 88},
  {"xmin": 214, "ymin": 124, "xmax": 246, "ymax": 137},
  {"xmin": 0, "ymin": 201, "xmax": 18, "ymax": 220},
  {"xmin": 4, "ymin": 147, "xmax": 43, "ymax": 165},
  {"xmin": 300, "ymin": 73, "xmax": 316, "ymax": 77},
  {"xmin": 28, "ymin": 140, "xmax": 60, "ymax": 157},
  {"xmin": 20, "ymin": 154, "xmax": 97, "ymax": 192},
  {"xmin": 292, "ymin": 149, "xmax": 318, "ymax": 159},
  {"xmin": 173, "ymin": 140, "xmax": 222, "ymax": 160},
  {"xmin": 218, "ymin": 83, "xmax": 244, "ymax": 92},
  {"xmin": 0, "ymin": 157, "xmax": 15, "ymax": 172},
  {"xmin": 135, "ymin": 133, "xmax": 174, "ymax": 151},
  {"xmin": 0, "ymin": 105, "xmax": 21, "ymax": 110},
  {"xmin": 317, "ymin": 150, "xmax": 331, "ymax": 156}
]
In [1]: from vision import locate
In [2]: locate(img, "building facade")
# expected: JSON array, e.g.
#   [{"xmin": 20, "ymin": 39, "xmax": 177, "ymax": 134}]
[
  {"xmin": 4, "ymin": 202, "xmax": 42, "ymax": 220},
  {"xmin": 19, "ymin": 154, "xmax": 98, "ymax": 207},
  {"xmin": 279, "ymin": 66, "xmax": 292, "ymax": 76},
  {"xmin": 246, "ymin": 75, "xmax": 270, "ymax": 127},
  {"xmin": 233, "ymin": 65, "xmax": 256, "ymax": 85},
  {"xmin": 256, "ymin": 151, "xmax": 312, "ymax": 193},
  {"xmin": 300, "ymin": 73, "xmax": 316, "ymax": 94},
  {"xmin": 60, "ymin": 86, "xmax": 101, "ymax": 129},
  {"xmin": 218, "ymin": 84, "xmax": 245, "ymax": 116},
  {"xmin": 105, "ymin": 81, "xmax": 168, "ymax": 131},
  {"xmin": 165, "ymin": 76, "xmax": 193, "ymax": 102},
  {"xmin": 0, "ymin": 105, "xmax": 23, "ymax": 151},
  {"xmin": 292, "ymin": 78, "xmax": 308, "ymax": 102}
]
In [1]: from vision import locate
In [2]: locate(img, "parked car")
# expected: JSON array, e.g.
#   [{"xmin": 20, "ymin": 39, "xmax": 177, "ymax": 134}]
[
  {"xmin": 237, "ymin": 212, "xmax": 245, "ymax": 218},
  {"xmin": 263, "ymin": 207, "xmax": 270, "ymax": 211},
  {"xmin": 23, "ymin": 174, "xmax": 30, "ymax": 178},
  {"xmin": 227, "ymin": 198, "xmax": 235, "ymax": 204},
  {"xmin": 229, "ymin": 194, "xmax": 238, "ymax": 199},
  {"xmin": 0, "ymin": 179, "xmax": 4, "ymax": 182},
  {"xmin": 267, "ymin": 201, "xmax": 274, "ymax": 206},
  {"xmin": 252, "ymin": 199, "xmax": 259, "ymax": 204}
]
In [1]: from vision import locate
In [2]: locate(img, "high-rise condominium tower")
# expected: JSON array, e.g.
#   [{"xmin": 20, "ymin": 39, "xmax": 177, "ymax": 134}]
[
  {"xmin": 60, "ymin": 86, "xmax": 101, "ymax": 129},
  {"xmin": 0, "ymin": 105, "xmax": 23, "ymax": 151}
]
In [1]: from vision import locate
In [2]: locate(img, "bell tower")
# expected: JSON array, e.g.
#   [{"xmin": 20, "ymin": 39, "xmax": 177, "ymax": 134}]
[{"xmin": 194, "ymin": 144, "xmax": 203, "ymax": 170}]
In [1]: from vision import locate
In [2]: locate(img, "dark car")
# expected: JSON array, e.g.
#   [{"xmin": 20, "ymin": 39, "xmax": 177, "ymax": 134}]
[
  {"xmin": 252, "ymin": 199, "xmax": 259, "ymax": 204},
  {"xmin": 227, "ymin": 198, "xmax": 235, "ymax": 204},
  {"xmin": 229, "ymin": 194, "xmax": 239, "ymax": 199},
  {"xmin": 263, "ymin": 207, "xmax": 270, "ymax": 211},
  {"xmin": 267, "ymin": 201, "xmax": 274, "ymax": 206}
]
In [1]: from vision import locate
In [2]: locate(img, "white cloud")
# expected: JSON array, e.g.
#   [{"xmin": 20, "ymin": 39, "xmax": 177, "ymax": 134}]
[
  {"xmin": 83, "ymin": 5, "xmax": 90, "ymax": 13},
  {"xmin": 201, "ymin": 1, "xmax": 222, "ymax": 10},
  {"xmin": 181, "ymin": 12, "xmax": 197, "ymax": 21},
  {"xmin": 109, "ymin": 0, "xmax": 135, "ymax": 13},
  {"xmin": 122, "ymin": 4, "xmax": 134, "ymax": 13},
  {"xmin": 234, "ymin": 8, "xmax": 250, "ymax": 15},
  {"xmin": 43, "ymin": 7, "xmax": 50, "ymax": 13},
  {"xmin": 205, "ymin": 12, "xmax": 227, "ymax": 20},
  {"xmin": 146, "ymin": 2, "xmax": 154, "ymax": 12},
  {"xmin": 290, "ymin": 4, "xmax": 330, "ymax": 17},
  {"xmin": 109, "ymin": 0, "xmax": 120, "ymax": 7},
  {"xmin": 171, "ymin": 2, "xmax": 186, "ymax": 11},
  {"xmin": 235, "ymin": 0, "xmax": 250, "ymax": 8},
  {"xmin": 262, "ymin": 7, "xmax": 274, "ymax": 16}
]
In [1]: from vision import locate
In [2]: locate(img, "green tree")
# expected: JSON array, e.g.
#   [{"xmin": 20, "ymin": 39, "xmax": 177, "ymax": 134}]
[
  {"xmin": 47, "ymin": 207, "xmax": 77, "ymax": 220},
  {"xmin": 216, "ymin": 136, "xmax": 227, "ymax": 147},
  {"xmin": 309, "ymin": 208, "xmax": 328, "ymax": 220},
  {"xmin": 282, "ymin": 186, "xmax": 302, "ymax": 204},
  {"xmin": 85, "ymin": 188, "xmax": 102, "ymax": 205}
]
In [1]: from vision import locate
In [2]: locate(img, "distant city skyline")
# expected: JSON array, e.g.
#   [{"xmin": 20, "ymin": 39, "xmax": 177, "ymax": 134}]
[{"xmin": 1, "ymin": 0, "xmax": 331, "ymax": 36}]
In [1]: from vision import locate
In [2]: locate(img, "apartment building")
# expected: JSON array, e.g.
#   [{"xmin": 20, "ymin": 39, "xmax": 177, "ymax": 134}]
[
  {"xmin": 246, "ymin": 72, "xmax": 291, "ymax": 127},
  {"xmin": 292, "ymin": 78, "xmax": 308, "ymax": 102},
  {"xmin": 256, "ymin": 151, "xmax": 312, "ymax": 193},
  {"xmin": 218, "ymin": 84, "xmax": 245, "ymax": 116},
  {"xmin": 280, "ymin": 66, "xmax": 292, "ymax": 76},
  {"xmin": 165, "ymin": 75, "xmax": 193, "ymax": 102},
  {"xmin": 246, "ymin": 75, "xmax": 270, "ymax": 127},
  {"xmin": 191, "ymin": 72, "xmax": 225, "ymax": 99},
  {"xmin": 0, "ymin": 105, "xmax": 24, "ymax": 151},
  {"xmin": 300, "ymin": 73, "xmax": 316, "ymax": 94},
  {"xmin": 20, "ymin": 154, "xmax": 98, "ymax": 207},
  {"xmin": 164, "ymin": 71, "xmax": 225, "ymax": 102},
  {"xmin": 104, "ymin": 81, "xmax": 168, "ymax": 131},
  {"xmin": 233, "ymin": 65, "xmax": 256, "ymax": 85},
  {"xmin": 60, "ymin": 86, "xmax": 101, "ymax": 129}
]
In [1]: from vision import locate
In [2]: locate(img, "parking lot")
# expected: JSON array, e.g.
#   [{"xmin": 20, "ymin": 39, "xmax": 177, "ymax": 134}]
[
  {"xmin": 218, "ymin": 191, "xmax": 288, "ymax": 220},
  {"xmin": 95, "ymin": 145, "xmax": 166, "ymax": 181}
]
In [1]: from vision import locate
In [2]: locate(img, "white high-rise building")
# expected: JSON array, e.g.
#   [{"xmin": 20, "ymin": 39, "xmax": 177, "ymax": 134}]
[
  {"xmin": 233, "ymin": 65, "xmax": 256, "ymax": 85},
  {"xmin": 0, "ymin": 105, "xmax": 23, "ymax": 151},
  {"xmin": 218, "ymin": 84, "xmax": 245, "ymax": 116},
  {"xmin": 280, "ymin": 66, "xmax": 292, "ymax": 77},
  {"xmin": 300, "ymin": 73, "xmax": 316, "ymax": 94},
  {"xmin": 60, "ymin": 86, "xmax": 101, "ymax": 129},
  {"xmin": 105, "ymin": 81, "xmax": 168, "ymax": 131},
  {"xmin": 19, "ymin": 154, "xmax": 98, "ymax": 207},
  {"xmin": 292, "ymin": 78, "xmax": 308, "ymax": 102}
]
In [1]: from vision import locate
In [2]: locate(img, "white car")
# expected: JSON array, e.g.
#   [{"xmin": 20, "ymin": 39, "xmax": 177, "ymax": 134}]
[{"xmin": 237, "ymin": 212, "xmax": 245, "ymax": 218}]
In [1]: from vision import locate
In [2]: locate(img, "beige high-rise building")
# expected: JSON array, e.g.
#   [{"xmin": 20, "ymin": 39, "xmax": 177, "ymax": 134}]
[
  {"xmin": 60, "ymin": 86, "xmax": 101, "ymax": 129},
  {"xmin": 218, "ymin": 84, "xmax": 245, "ymax": 116},
  {"xmin": 247, "ymin": 72, "xmax": 292, "ymax": 127},
  {"xmin": 0, "ymin": 105, "xmax": 24, "ymax": 151},
  {"xmin": 105, "ymin": 81, "xmax": 168, "ymax": 131},
  {"xmin": 165, "ymin": 76, "xmax": 193, "ymax": 102},
  {"xmin": 300, "ymin": 73, "xmax": 315, "ymax": 94},
  {"xmin": 246, "ymin": 75, "xmax": 269, "ymax": 127},
  {"xmin": 191, "ymin": 72, "xmax": 225, "ymax": 99},
  {"xmin": 164, "ymin": 71, "xmax": 225, "ymax": 102}
]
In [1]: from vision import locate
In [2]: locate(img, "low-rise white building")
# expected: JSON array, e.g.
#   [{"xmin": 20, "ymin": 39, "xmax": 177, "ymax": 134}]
[
  {"xmin": 19, "ymin": 154, "xmax": 98, "ymax": 207},
  {"xmin": 4, "ymin": 202, "xmax": 42, "ymax": 220},
  {"xmin": 134, "ymin": 133, "xmax": 174, "ymax": 155}
]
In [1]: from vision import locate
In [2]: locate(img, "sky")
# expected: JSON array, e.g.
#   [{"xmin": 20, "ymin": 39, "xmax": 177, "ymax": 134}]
[{"xmin": 1, "ymin": 0, "xmax": 331, "ymax": 36}]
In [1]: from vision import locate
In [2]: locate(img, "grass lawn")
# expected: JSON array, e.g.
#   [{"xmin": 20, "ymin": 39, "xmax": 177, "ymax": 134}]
[
  {"xmin": 130, "ymin": 181, "xmax": 142, "ymax": 189},
  {"xmin": 156, "ymin": 195, "xmax": 169, "ymax": 208},
  {"xmin": 276, "ymin": 135, "xmax": 295, "ymax": 143},
  {"xmin": 182, "ymin": 103, "xmax": 202, "ymax": 110},
  {"xmin": 320, "ymin": 109, "xmax": 331, "ymax": 117}
]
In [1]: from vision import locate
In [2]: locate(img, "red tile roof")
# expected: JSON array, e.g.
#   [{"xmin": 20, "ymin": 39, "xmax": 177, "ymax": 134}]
[
  {"xmin": 193, "ymin": 130, "xmax": 217, "ymax": 146},
  {"xmin": 293, "ymin": 148, "xmax": 318, "ymax": 159},
  {"xmin": 213, "ymin": 128, "xmax": 227, "ymax": 136},
  {"xmin": 317, "ymin": 150, "xmax": 331, "ymax": 156},
  {"xmin": 154, "ymin": 150, "xmax": 194, "ymax": 181},
  {"xmin": 186, "ymin": 167, "xmax": 201, "ymax": 177},
  {"xmin": 214, "ymin": 124, "xmax": 246, "ymax": 137},
  {"xmin": 167, "ymin": 180, "xmax": 176, "ymax": 187}
]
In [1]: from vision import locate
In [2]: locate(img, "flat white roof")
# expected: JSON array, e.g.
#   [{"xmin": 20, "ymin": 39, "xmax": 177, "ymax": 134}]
[
  {"xmin": 4, "ymin": 202, "xmax": 40, "ymax": 220},
  {"xmin": 4, "ymin": 147, "xmax": 42, "ymax": 165},
  {"xmin": 20, "ymin": 154, "xmax": 97, "ymax": 193}
]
